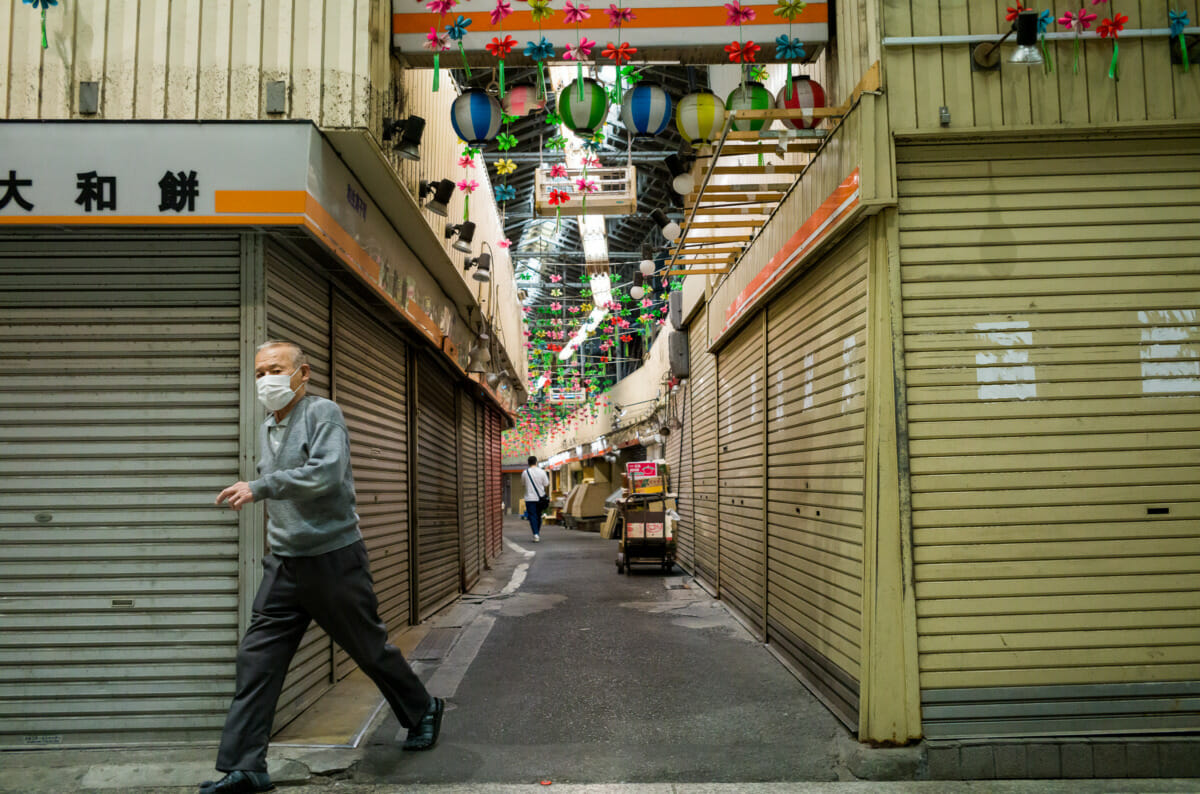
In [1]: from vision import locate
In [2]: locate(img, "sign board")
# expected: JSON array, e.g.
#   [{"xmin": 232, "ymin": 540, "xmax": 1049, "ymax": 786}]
[{"xmin": 626, "ymin": 461, "xmax": 664, "ymax": 494}]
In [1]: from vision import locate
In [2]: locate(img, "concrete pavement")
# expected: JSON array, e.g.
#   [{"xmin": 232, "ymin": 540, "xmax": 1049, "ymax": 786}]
[{"xmin": 3, "ymin": 518, "xmax": 1199, "ymax": 793}]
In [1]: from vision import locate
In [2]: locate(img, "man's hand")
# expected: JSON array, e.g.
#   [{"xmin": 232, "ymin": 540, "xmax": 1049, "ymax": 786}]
[{"xmin": 216, "ymin": 482, "xmax": 255, "ymax": 511}]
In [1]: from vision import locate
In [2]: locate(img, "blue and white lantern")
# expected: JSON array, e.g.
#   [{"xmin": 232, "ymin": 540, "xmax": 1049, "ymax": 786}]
[
  {"xmin": 620, "ymin": 83, "xmax": 673, "ymax": 137},
  {"xmin": 450, "ymin": 89, "xmax": 502, "ymax": 145}
]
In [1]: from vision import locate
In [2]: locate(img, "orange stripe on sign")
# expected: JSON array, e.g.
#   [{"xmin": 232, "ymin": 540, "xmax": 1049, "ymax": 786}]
[
  {"xmin": 722, "ymin": 168, "xmax": 860, "ymax": 332},
  {"xmin": 214, "ymin": 190, "xmax": 307, "ymax": 214},
  {"xmin": 393, "ymin": 4, "xmax": 826, "ymax": 34},
  {"xmin": 0, "ymin": 214, "xmax": 307, "ymax": 227}
]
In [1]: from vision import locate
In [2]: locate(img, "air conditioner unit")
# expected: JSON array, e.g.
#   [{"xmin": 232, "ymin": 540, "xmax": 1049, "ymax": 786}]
[{"xmin": 534, "ymin": 165, "xmax": 638, "ymax": 217}]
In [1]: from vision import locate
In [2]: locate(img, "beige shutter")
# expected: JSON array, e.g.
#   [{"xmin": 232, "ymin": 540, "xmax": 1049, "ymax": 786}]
[
  {"xmin": 689, "ymin": 306, "xmax": 720, "ymax": 592},
  {"xmin": 897, "ymin": 132, "xmax": 1200, "ymax": 737},
  {"xmin": 765, "ymin": 226, "xmax": 870, "ymax": 728},
  {"xmin": 459, "ymin": 391, "xmax": 483, "ymax": 590},
  {"xmin": 485, "ymin": 407, "xmax": 504, "ymax": 563},
  {"xmin": 331, "ymin": 294, "xmax": 410, "ymax": 676},
  {"xmin": 717, "ymin": 314, "xmax": 767, "ymax": 636},
  {"xmin": 0, "ymin": 234, "xmax": 241, "ymax": 746},
  {"xmin": 265, "ymin": 249, "xmax": 336, "ymax": 727},
  {"xmin": 672, "ymin": 377, "xmax": 695, "ymax": 573},
  {"xmin": 414, "ymin": 354, "xmax": 462, "ymax": 619}
]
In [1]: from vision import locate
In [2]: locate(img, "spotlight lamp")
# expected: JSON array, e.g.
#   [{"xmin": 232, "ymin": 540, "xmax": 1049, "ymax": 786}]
[
  {"xmin": 972, "ymin": 9, "xmax": 1043, "ymax": 70},
  {"xmin": 651, "ymin": 208, "xmax": 682, "ymax": 242},
  {"xmin": 466, "ymin": 251, "xmax": 492, "ymax": 282},
  {"xmin": 630, "ymin": 272, "xmax": 645, "ymax": 300},
  {"xmin": 383, "ymin": 115, "xmax": 426, "ymax": 161},
  {"xmin": 445, "ymin": 220, "xmax": 477, "ymax": 254},
  {"xmin": 665, "ymin": 154, "xmax": 695, "ymax": 196},
  {"xmin": 420, "ymin": 178, "xmax": 456, "ymax": 216}
]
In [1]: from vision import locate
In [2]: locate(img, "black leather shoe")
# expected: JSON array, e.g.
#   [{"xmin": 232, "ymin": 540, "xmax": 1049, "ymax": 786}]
[
  {"xmin": 402, "ymin": 696, "xmax": 444, "ymax": 751},
  {"xmin": 198, "ymin": 770, "xmax": 274, "ymax": 794}
]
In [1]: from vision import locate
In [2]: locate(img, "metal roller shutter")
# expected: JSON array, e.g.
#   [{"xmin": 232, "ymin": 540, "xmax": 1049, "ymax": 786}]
[
  {"xmin": 717, "ymin": 314, "xmax": 768, "ymax": 636},
  {"xmin": 765, "ymin": 226, "xmax": 870, "ymax": 729},
  {"xmin": 414, "ymin": 355, "xmax": 461, "ymax": 619},
  {"xmin": 485, "ymin": 407, "xmax": 504, "ymax": 563},
  {"xmin": 331, "ymin": 295, "xmax": 410, "ymax": 676},
  {"xmin": 668, "ymin": 379, "xmax": 694, "ymax": 573},
  {"xmin": 897, "ymin": 133, "xmax": 1200, "ymax": 738},
  {"xmin": 0, "ymin": 234, "xmax": 241, "ymax": 746},
  {"xmin": 459, "ymin": 391, "xmax": 482, "ymax": 590},
  {"xmin": 690, "ymin": 307, "xmax": 720, "ymax": 592},
  {"xmin": 265, "ymin": 250, "xmax": 336, "ymax": 726}
]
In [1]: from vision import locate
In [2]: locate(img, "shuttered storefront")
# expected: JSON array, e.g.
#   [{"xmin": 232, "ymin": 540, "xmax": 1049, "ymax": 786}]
[
  {"xmin": 690, "ymin": 306, "xmax": 720, "ymax": 592},
  {"xmin": 669, "ymin": 376, "xmax": 694, "ymax": 573},
  {"xmin": 459, "ymin": 391, "xmax": 483, "ymax": 590},
  {"xmin": 0, "ymin": 234, "xmax": 242, "ymax": 746},
  {"xmin": 716, "ymin": 314, "xmax": 767, "ymax": 636},
  {"xmin": 897, "ymin": 133, "xmax": 1200, "ymax": 738},
  {"xmin": 485, "ymin": 406, "xmax": 504, "ymax": 562},
  {"xmin": 414, "ymin": 355, "xmax": 461, "ymax": 619},
  {"xmin": 765, "ymin": 226, "xmax": 870, "ymax": 728},
  {"xmin": 331, "ymin": 295, "xmax": 410, "ymax": 674},
  {"xmin": 265, "ymin": 250, "xmax": 337, "ymax": 724}
]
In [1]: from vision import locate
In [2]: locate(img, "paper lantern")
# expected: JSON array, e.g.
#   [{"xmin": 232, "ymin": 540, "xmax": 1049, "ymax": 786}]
[
  {"xmin": 675, "ymin": 91, "xmax": 724, "ymax": 145},
  {"xmin": 502, "ymin": 84, "xmax": 545, "ymax": 117},
  {"xmin": 620, "ymin": 82, "xmax": 673, "ymax": 137},
  {"xmin": 776, "ymin": 75, "xmax": 827, "ymax": 130},
  {"xmin": 558, "ymin": 78, "xmax": 610, "ymax": 136},
  {"xmin": 450, "ymin": 89, "xmax": 503, "ymax": 144},
  {"xmin": 725, "ymin": 82, "xmax": 773, "ymax": 132}
]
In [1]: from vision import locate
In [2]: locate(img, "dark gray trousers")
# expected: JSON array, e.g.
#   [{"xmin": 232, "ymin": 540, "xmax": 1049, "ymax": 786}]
[{"xmin": 216, "ymin": 540, "xmax": 431, "ymax": 772}]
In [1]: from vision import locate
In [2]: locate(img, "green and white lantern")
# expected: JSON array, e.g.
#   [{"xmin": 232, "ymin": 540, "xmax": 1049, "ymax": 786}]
[
  {"xmin": 558, "ymin": 78, "xmax": 611, "ymax": 136},
  {"xmin": 725, "ymin": 81, "xmax": 773, "ymax": 132}
]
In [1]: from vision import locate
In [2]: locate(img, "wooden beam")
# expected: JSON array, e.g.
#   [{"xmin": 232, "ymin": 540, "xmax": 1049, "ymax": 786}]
[
  {"xmin": 687, "ymin": 183, "xmax": 782, "ymax": 194},
  {"xmin": 685, "ymin": 192, "xmax": 785, "ymax": 204},
  {"xmin": 687, "ymin": 208, "xmax": 772, "ymax": 217},
  {"xmin": 716, "ymin": 142, "xmax": 822, "ymax": 157},
  {"xmin": 681, "ymin": 220, "xmax": 766, "ymax": 229},
  {"xmin": 709, "ymin": 164, "xmax": 806, "ymax": 176},
  {"xmin": 731, "ymin": 107, "xmax": 846, "ymax": 121},
  {"xmin": 671, "ymin": 246, "xmax": 744, "ymax": 255},
  {"xmin": 671, "ymin": 235, "xmax": 752, "ymax": 245},
  {"xmin": 668, "ymin": 268, "xmax": 730, "ymax": 276}
]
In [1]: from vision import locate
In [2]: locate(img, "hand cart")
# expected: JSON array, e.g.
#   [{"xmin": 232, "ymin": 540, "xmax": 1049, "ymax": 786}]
[{"xmin": 615, "ymin": 492, "xmax": 675, "ymax": 574}]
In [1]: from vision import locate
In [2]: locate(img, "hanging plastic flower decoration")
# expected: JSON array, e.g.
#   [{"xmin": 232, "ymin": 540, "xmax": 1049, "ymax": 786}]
[
  {"xmin": 546, "ymin": 135, "xmax": 569, "ymax": 151},
  {"xmin": 564, "ymin": 37, "xmax": 597, "ymax": 61},
  {"xmin": 1005, "ymin": 2, "xmax": 1028, "ymax": 22},
  {"xmin": 1097, "ymin": 12, "xmax": 1127, "ymax": 80},
  {"xmin": 725, "ymin": 40, "xmax": 761, "ymax": 62},
  {"xmin": 1058, "ymin": 8, "xmax": 1097, "ymax": 73},
  {"xmin": 496, "ymin": 132, "xmax": 519, "ymax": 151},
  {"xmin": 445, "ymin": 15, "xmax": 473, "ymax": 78},
  {"xmin": 603, "ymin": 41, "xmax": 637, "ymax": 65},
  {"xmin": 1036, "ymin": 10, "xmax": 1054, "ymax": 73},
  {"xmin": 456, "ymin": 178, "xmax": 478, "ymax": 222},
  {"xmin": 775, "ymin": 34, "xmax": 806, "ymax": 60},
  {"xmin": 498, "ymin": 238, "xmax": 512, "ymax": 249},
  {"xmin": 564, "ymin": 1, "xmax": 590, "ymax": 23},
  {"xmin": 525, "ymin": 36, "xmax": 556, "ymax": 98},
  {"xmin": 582, "ymin": 154, "xmax": 601, "ymax": 168},
  {"xmin": 774, "ymin": 0, "xmax": 806, "ymax": 19},
  {"xmin": 548, "ymin": 189, "xmax": 571, "ymax": 230},
  {"xmin": 23, "ymin": 0, "xmax": 58, "ymax": 49},
  {"xmin": 575, "ymin": 176, "xmax": 598, "ymax": 213},
  {"xmin": 529, "ymin": 0, "xmax": 555, "ymax": 22},
  {"xmin": 494, "ymin": 184, "xmax": 517, "ymax": 201},
  {"xmin": 426, "ymin": 0, "xmax": 456, "ymax": 14},
  {"xmin": 458, "ymin": 155, "xmax": 476, "ymax": 169},
  {"xmin": 1170, "ymin": 9, "xmax": 1190, "ymax": 71},
  {"xmin": 549, "ymin": 163, "xmax": 570, "ymax": 179},
  {"xmin": 424, "ymin": 26, "xmax": 452, "ymax": 91},
  {"xmin": 607, "ymin": 3, "xmax": 635, "ymax": 26},
  {"xmin": 494, "ymin": 158, "xmax": 517, "ymax": 175},
  {"xmin": 488, "ymin": 34, "xmax": 518, "ymax": 57},
  {"xmin": 491, "ymin": 0, "xmax": 512, "ymax": 24},
  {"xmin": 725, "ymin": 1, "xmax": 755, "ymax": 25}
]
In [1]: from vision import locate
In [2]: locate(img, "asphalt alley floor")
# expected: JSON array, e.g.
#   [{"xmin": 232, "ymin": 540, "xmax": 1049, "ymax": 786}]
[{"xmin": 354, "ymin": 519, "xmax": 850, "ymax": 786}]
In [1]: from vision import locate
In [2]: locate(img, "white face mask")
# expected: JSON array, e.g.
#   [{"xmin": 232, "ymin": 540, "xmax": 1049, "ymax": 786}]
[{"xmin": 256, "ymin": 368, "xmax": 300, "ymax": 412}]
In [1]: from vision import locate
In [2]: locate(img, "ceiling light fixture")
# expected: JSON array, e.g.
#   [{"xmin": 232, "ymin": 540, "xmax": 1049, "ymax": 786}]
[
  {"xmin": 651, "ymin": 208, "xmax": 681, "ymax": 242},
  {"xmin": 665, "ymin": 154, "xmax": 695, "ymax": 195},
  {"xmin": 383, "ymin": 116, "xmax": 426, "ymax": 161},
  {"xmin": 445, "ymin": 221, "xmax": 477, "ymax": 254},
  {"xmin": 420, "ymin": 178, "xmax": 456, "ymax": 216},
  {"xmin": 630, "ymin": 272, "xmax": 645, "ymax": 300}
]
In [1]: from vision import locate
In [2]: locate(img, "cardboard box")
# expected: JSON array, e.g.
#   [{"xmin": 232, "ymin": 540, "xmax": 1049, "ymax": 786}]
[
  {"xmin": 569, "ymin": 482, "xmax": 610, "ymax": 518},
  {"xmin": 601, "ymin": 507, "xmax": 620, "ymax": 539}
]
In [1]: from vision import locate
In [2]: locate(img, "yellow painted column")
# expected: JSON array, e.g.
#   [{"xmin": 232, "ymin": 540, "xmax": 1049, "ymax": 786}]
[{"xmin": 858, "ymin": 209, "xmax": 922, "ymax": 744}]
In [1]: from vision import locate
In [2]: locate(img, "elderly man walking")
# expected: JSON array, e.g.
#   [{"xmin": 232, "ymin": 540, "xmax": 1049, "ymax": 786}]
[{"xmin": 202, "ymin": 341, "xmax": 443, "ymax": 794}]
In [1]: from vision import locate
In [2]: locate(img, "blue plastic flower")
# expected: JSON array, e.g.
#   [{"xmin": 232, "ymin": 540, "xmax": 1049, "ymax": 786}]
[
  {"xmin": 23, "ymin": 0, "xmax": 58, "ymax": 6},
  {"xmin": 1037, "ymin": 9, "xmax": 1053, "ymax": 34},
  {"xmin": 524, "ymin": 36, "xmax": 555, "ymax": 62},
  {"xmin": 775, "ymin": 34, "xmax": 806, "ymax": 60},
  {"xmin": 494, "ymin": 184, "xmax": 517, "ymax": 202},
  {"xmin": 1169, "ymin": 9, "xmax": 1190, "ymax": 36},
  {"xmin": 446, "ymin": 15, "xmax": 472, "ymax": 41}
]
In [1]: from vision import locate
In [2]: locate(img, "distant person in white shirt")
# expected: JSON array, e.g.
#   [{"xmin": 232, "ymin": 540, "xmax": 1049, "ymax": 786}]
[{"xmin": 522, "ymin": 456, "xmax": 551, "ymax": 543}]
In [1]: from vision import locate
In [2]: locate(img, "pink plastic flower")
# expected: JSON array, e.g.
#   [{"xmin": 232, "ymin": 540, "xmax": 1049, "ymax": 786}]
[
  {"xmin": 606, "ymin": 3, "xmax": 635, "ymax": 27},
  {"xmin": 491, "ymin": 0, "xmax": 513, "ymax": 25},
  {"xmin": 424, "ymin": 26, "xmax": 451, "ymax": 52},
  {"xmin": 457, "ymin": 179, "xmax": 478, "ymax": 193},
  {"xmin": 498, "ymin": 238, "xmax": 512, "ymax": 249},
  {"xmin": 725, "ymin": 1, "xmax": 756, "ymax": 25},
  {"xmin": 574, "ymin": 177, "xmax": 597, "ymax": 193},
  {"xmin": 458, "ymin": 155, "xmax": 475, "ymax": 169},
  {"xmin": 550, "ymin": 274, "xmax": 563, "ymax": 282},
  {"xmin": 582, "ymin": 154, "xmax": 601, "ymax": 168},
  {"xmin": 564, "ymin": 1, "xmax": 591, "ymax": 24},
  {"xmin": 564, "ymin": 38, "xmax": 596, "ymax": 60},
  {"xmin": 549, "ymin": 164, "xmax": 569, "ymax": 179}
]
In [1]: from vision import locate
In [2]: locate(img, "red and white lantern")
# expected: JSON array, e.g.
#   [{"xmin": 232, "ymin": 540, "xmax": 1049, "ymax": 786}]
[{"xmin": 775, "ymin": 75, "xmax": 826, "ymax": 130}]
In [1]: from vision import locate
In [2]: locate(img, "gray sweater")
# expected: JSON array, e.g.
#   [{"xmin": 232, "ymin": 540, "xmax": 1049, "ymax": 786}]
[{"xmin": 249, "ymin": 395, "xmax": 362, "ymax": 557}]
